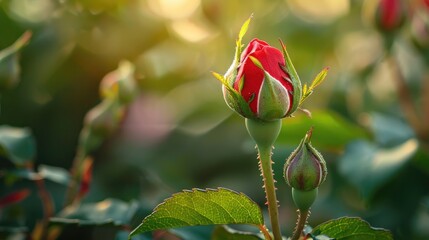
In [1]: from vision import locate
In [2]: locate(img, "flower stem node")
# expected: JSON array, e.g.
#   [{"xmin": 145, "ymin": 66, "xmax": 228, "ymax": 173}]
[
  {"xmin": 284, "ymin": 128, "xmax": 327, "ymax": 192},
  {"xmin": 245, "ymin": 118, "xmax": 282, "ymax": 149},
  {"xmin": 292, "ymin": 188, "xmax": 318, "ymax": 212}
]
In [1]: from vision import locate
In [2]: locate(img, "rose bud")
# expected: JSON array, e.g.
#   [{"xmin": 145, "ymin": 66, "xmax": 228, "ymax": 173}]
[
  {"xmin": 284, "ymin": 128, "xmax": 327, "ymax": 191},
  {"xmin": 100, "ymin": 60, "xmax": 139, "ymax": 104},
  {"xmin": 364, "ymin": 0, "xmax": 407, "ymax": 33},
  {"xmin": 213, "ymin": 16, "xmax": 328, "ymax": 121},
  {"xmin": 221, "ymin": 38, "xmax": 302, "ymax": 121},
  {"xmin": 84, "ymin": 99, "xmax": 124, "ymax": 137},
  {"xmin": 79, "ymin": 99, "xmax": 124, "ymax": 155}
]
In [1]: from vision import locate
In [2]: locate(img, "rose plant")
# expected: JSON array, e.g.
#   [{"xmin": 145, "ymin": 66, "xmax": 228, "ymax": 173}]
[{"xmin": 129, "ymin": 16, "xmax": 393, "ymax": 240}]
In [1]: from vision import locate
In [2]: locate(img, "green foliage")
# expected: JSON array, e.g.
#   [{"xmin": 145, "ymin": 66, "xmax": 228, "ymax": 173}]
[
  {"xmin": 277, "ymin": 111, "xmax": 368, "ymax": 149},
  {"xmin": 50, "ymin": 198, "xmax": 138, "ymax": 227},
  {"xmin": 38, "ymin": 164, "xmax": 70, "ymax": 185},
  {"xmin": 0, "ymin": 126, "xmax": 35, "ymax": 165},
  {"xmin": 339, "ymin": 139, "xmax": 418, "ymax": 199},
  {"xmin": 312, "ymin": 217, "xmax": 393, "ymax": 240},
  {"xmin": 130, "ymin": 188, "xmax": 264, "ymax": 238}
]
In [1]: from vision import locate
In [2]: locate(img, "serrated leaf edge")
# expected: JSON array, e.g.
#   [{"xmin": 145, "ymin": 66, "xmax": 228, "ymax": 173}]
[
  {"xmin": 129, "ymin": 187, "xmax": 264, "ymax": 239},
  {"xmin": 312, "ymin": 217, "xmax": 393, "ymax": 239}
]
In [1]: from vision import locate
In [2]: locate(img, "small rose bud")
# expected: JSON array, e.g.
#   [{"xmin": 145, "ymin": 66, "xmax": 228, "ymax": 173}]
[
  {"xmin": 84, "ymin": 99, "xmax": 123, "ymax": 137},
  {"xmin": 79, "ymin": 100, "xmax": 123, "ymax": 155},
  {"xmin": 100, "ymin": 60, "xmax": 139, "ymax": 104},
  {"xmin": 365, "ymin": 0, "xmax": 406, "ymax": 33},
  {"xmin": 284, "ymin": 128, "xmax": 327, "ymax": 191}
]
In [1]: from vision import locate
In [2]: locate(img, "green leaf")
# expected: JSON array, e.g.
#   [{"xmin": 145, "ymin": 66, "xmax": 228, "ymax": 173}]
[
  {"xmin": 370, "ymin": 113, "xmax": 415, "ymax": 147},
  {"xmin": 130, "ymin": 188, "xmax": 264, "ymax": 238},
  {"xmin": 38, "ymin": 165, "xmax": 70, "ymax": 185},
  {"xmin": 212, "ymin": 225, "xmax": 263, "ymax": 240},
  {"xmin": 339, "ymin": 138, "xmax": 418, "ymax": 199},
  {"xmin": 50, "ymin": 198, "xmax": 138, "ymax": 227},
  {"xmin": 311, "ymin": 217, "xmax": 393, "ymax": 240},
  {"xmin": 170, "ymin": 226, "xmax": 215, "ymax": 240},
  {"xmin": 0, "ymin": 126, "xmax": 36, "ymax": 166},
  {"xmin": 277, "ymin": 111, "xmax": 368, "ymax": 150},
  {"xmin": 0, "ymin": 226, "xmax": 28, "ymax": 240}
]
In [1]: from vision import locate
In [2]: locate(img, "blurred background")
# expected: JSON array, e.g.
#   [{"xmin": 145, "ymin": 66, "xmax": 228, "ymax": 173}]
[{"xmin": 1, "ymin": 0, "xmax": 429, "ymax": 239}]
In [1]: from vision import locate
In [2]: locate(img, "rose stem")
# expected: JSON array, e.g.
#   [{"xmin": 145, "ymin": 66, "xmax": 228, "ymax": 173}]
[
  {"xmin": 246, "ymin": 118, "xmax": 283, "ymax": 240},
  {"xmin": 258, "ymin": 146, "xmax": 283, "ymax": 240},
  {"xmin": 291, "ymin": 209, "xmax": 310, "ymax": 240}
]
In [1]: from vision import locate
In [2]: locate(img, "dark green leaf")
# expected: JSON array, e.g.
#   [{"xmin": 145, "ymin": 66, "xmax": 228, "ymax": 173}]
[
  {"xmin": 370, "ymin": 113, "xmax": 415, "ymax": 147},
  {"xmin": 0, "ymin": 226, "xmax": 28, "ymax": 240},
  {"xmin": 169, "ymin": 226, "xmax": 214, "ymax": 240},
  {"xmin": 50, "ymin": 198, "xmax": 138, "ymax": 226},
  {"xmin": 312, "ymin": 217, "xmax": 392, "ymax": 240},
  {"xmin": 0, "ymin": 126, "xmax": 36, "ymax": 165},
  {"xmin": 130, "ymin": 188, "xmax": 264, "ymax": 238},
  {"xmin": 339, "ymin": 139, "xmax": 418, "ymax": 199},
  {"xmin": 212, "ymin": 225, "xmax": 263, "ymax": 240},
  {"xmin": 278, "ymin": 111, "xmax": 368, "ymax": 150},
  {"xmin": 116, "ymin": 231, "xmax": 151, "ymax": 240}
]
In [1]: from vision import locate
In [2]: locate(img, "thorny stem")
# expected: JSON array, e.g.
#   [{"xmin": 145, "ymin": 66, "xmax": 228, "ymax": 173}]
[
  {"xmin": 291, "ymin": 209, "xmax": 310, "ymax": 240},
  {"xmin": 258, "ymin": 146, "xmax": 282, "ymax": 240},
  {"xmin": 259, "ymin": 224, "xmax": 273, "ymax": 240}
]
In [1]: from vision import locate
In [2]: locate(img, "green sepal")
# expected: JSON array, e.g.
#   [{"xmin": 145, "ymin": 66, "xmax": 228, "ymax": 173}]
[
  {"xmin": 212, "ymin": 71, "xmax": 255, "ymax": 119},
  {"xmin": 249, "ymin": 57, "xmax": 290, "ymax": 120},
  {"xmin": 224, "ymin": 15, "xmax": 253, "ymax": 88},
  {"xmin": 236, "ymin": 14, "xmax": 253, "ymax": 64},
  {"xmin": 279, "ymin": 40, "xmax": 302, "ymax": 116},
  {"xmin": 301, "ymin": 67, "xmax": 329, "ymax": 105}
]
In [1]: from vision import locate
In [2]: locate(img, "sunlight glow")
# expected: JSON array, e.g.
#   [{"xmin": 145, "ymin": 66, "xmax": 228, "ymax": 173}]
[
  {"xmin": 287, "ymin": 0, "xmax": 350, "ymax": 24},
  {"xmin": 9, "ymin": 0, "xmax": 55, "ymax": 23},
  {"xmin": 147, "ymin": 0, "xmax": 201, "ymax": 19},
  {"xmin": 170, "ymin": 19, "xmax": 211, "ymax": 42}
]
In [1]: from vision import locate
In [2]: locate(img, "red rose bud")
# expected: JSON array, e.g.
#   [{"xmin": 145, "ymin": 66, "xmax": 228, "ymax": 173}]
[
  {"xmin": 370, "ymin": 0, "xmax": 406, "ymax": 32},
  {"xmin": 213, "ymin": 17, "xmax": 302, "ymax": 121},
  {"xmin": 223, "ymin": 38, "xmax": 303, "ymax": 121},
  {"xmin": 284, "ymin": 128, "xmax": 327, "ymax": 191},
  {"xmin": 213, "ymin": 17, "xmax": 328, "ymax": 121}
]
